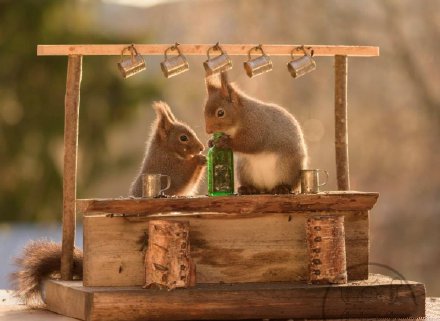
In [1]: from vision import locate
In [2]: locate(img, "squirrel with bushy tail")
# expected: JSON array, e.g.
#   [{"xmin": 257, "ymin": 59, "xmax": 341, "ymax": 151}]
[
  {"xmin": 205, "ymin": 72, "xmax": 308, "ymax": 194},
  {"xmin": 10, "ymin": 101, "xmax": 206, "ymax": 306}
]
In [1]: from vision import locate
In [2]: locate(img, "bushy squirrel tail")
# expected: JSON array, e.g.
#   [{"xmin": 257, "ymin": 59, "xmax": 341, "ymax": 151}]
[{"xmin": 10, "ymin": 240, "xmax": 83, "ymax": 307}]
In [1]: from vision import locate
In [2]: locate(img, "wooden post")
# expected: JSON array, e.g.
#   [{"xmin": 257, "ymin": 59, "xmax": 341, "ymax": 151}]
[
  {"xmin": 145, "ymin": 220, "xmax": 196, "ymax": 290},
  {"xmin": 61, "ymin": 55, "xmax": 82, "ymax": 280},
  {"xmin": 335, "ymin": 55, "xmax": 350, "ymax": 190},
  {"xmin": 306, "ymin": 215, "xmax": 347, "ymax": 284}
]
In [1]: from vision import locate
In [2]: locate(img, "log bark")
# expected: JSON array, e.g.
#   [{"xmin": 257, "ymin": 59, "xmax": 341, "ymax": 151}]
[
  {"xmin": 61, "ymin": 55, "xmax": 82, "ymax": 280},
  {"xmin": 335, "ymin": 55, "xmax": 350, "ymax": 190},
  {"xmin": 144, "ymin": 220, "xmax": 195, "ymax": 290},
  {"xmin": 306, "ymin": 215, "xmax": 347, "ymax": 284}
]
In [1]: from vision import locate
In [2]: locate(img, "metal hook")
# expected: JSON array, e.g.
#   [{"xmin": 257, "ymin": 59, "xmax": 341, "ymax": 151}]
[
  {"xmin": 247, "ymin": 44, "xmax": 266, "ymax": 60},
  {"xmin": 164, "ymin": 42, "xmax": 182, "ymax": 59},
  {"xmin": 207, "ymin": 42, "xmax": 225, "ymax": 60}
]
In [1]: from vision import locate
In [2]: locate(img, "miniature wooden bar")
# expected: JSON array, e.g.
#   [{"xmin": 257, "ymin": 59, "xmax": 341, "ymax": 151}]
[
  {"xmin": 81, "ymin": 193, "xmax": 376, "ymax": 287},
  {"xmin": 144, "ymin": 220, "xmax": 195, "ymax": 290},
  {"xmin": 43, "ymin": 275, "xmax": 426, "ymax": 321},
  {"xmin": 306, "ymin": 215, "xmax": 347, "ymax": 284},
  {"xmin": 43, "ymin": 43, "xmax": 378, "ymax": 279},
  {"xmin": 60, "ymin": 55, "xmax": 82, "ymax": 280},
  {"xmin": 37, "ymin": 44, "xmax": 379, "ymax": 57}
]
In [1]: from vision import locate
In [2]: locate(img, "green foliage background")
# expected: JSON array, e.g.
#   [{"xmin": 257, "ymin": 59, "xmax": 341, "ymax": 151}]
[{"xmin": 0, "ymin": 1, "xmax": 163, "ymax": 221}]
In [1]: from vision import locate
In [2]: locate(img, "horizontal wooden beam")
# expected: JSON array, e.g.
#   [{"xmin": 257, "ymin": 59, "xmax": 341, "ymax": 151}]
[
  {"xmin": 37, "ymin": 44, "xmax": 379, "ymax": 57},
  {"xmin": 77, "ymin": 192, "xmax": 379, "ymax": 216}
]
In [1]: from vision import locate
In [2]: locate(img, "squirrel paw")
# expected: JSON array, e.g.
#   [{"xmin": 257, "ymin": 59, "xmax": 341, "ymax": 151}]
[
  {"xmin": 194, "ymin": 154, "xmax": 207, "ymax": 166},
  {"xmin": 270, "ymin": 184, "xmax": 292, "ymax": 195},
  {"xmin": 208, "ymin": 135, "xmax": 231, "ymax": 149},
  {"xmin": 238, "ymin": 185, "xmax": 260, "ymax": 195}
]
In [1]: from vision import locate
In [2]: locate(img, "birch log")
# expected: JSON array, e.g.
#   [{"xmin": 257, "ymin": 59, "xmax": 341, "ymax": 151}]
[
  {"xmin": 145, "ymin": 220, "xmax": 195, "ymax": 290},
  {"xmin": 306, "ymin": 215, "xmax": 347, "ymax": 284}
]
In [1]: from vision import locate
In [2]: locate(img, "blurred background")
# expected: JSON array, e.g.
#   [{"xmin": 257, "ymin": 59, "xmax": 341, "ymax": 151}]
[{"xmin": 0, "ymin": 0, "xmax": 439, "ymax": 295}]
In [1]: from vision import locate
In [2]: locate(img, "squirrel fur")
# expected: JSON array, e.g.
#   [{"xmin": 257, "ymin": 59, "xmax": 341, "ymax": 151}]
[
  {"xmin": 129, "ymin": 101, "xmax": 206, "ymax": 197},
  {"xmin": 10, "ymin": 240, "xmax": 83, "ymax": 307},
  {"xmin": 204, "ymin": 72, "xmax": 308, "ymax": 194},
  {"xmin": 11, "ymin": 102, "xmax": 205, "ymax": 307}
]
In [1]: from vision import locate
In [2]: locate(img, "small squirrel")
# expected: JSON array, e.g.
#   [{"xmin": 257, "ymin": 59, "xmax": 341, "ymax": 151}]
[
  {"xmin": 129, "ymin": 101, "xmax": 206, "ymax": 197},
  {"xmin": 10, "ymin": 240, "xmax": 83, "ymax": 307},
  {"xmin": 204, "ymin": 72, "xmax": 308, "ymax": 194}
]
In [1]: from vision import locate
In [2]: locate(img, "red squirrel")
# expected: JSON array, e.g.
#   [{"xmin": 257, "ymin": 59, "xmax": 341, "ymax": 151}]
[
  {"xmin": 11, "ymin": 101, "xmax": 206, "ymax": 307},
  {"xmin": 204, "ymin": 72, "xmax": 308, "ymax": 194},
  {"xmin": 129, "ymin": 101, "xmax": 206, "ymax": 196}
]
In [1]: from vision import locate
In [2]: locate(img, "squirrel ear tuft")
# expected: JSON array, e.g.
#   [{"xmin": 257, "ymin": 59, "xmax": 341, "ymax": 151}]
[
  {"xmin": 205, "ymin": 75, "xmax": 220, "ymax": 94},
  {"xmin": 220, "ymin": 72, "xmax": 239, "ymax": 104},
  {"xmin": 152, "ymin": 101, "xmax": 174, "ymax": 139}
]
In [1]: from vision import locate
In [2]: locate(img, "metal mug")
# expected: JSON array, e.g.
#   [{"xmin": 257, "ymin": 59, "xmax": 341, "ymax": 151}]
[
  {"xmin": 160, "ymin": 43, "xmax": 189, "ymax": 78},
  {"xmin": 243, "ymin": 45, "xmax": 273, "ymax": 78},
  {"xmin": 117, "ymin": 45, "xmax": 146, "ymax": 79},
  {"xmin": 142, "ymin": 174, "xmax": 171, "ymax": 198},
  {"xmin": 203, "ymin": 43, "xmax": 232, "ymax": 76},
  {"xmin": 287, "ymin": 46, "xmax": 316, "ymax": 79},
  {"xmin": 300, "ymin": 169, "xmax": 328, "ymax": 194}
]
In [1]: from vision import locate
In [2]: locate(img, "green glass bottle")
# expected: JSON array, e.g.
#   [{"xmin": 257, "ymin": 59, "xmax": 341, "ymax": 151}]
[{"xmin": 207, "ymin": 132, "xmax": 234, "ymax": 196}]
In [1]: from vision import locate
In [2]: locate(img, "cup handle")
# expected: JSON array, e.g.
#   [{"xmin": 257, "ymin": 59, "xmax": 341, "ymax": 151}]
[
  {"xmin": 318, "ymin": 170, "xmax": 329, "ymax": 187},
  {"xmin": 160, "ymin": 175, "xmax": 171, "ymax": 193}
]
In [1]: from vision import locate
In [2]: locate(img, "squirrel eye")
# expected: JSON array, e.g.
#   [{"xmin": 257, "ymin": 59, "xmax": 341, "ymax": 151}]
[
  {"xmin": 179, "ymin": 134, "xmax": 188, "ymax": 142},
  {"xmin": 216, "ymin": 108, "xmax": 225, "ymax": 118}
]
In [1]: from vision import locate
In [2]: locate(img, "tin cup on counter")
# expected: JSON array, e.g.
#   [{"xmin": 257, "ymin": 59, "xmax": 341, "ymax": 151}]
[
  {"xmin": 300, "ymin": 169, "xmax": 328, "ymax": 194},
  {"xmin": 142, "ymin": 174, "xmax": 171, "ymax": 198}
]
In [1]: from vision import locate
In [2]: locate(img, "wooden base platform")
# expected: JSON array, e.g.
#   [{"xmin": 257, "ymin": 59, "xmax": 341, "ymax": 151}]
[{"xmin": 44, "ymin": 274, "xmax": 425, "ymax": 321}]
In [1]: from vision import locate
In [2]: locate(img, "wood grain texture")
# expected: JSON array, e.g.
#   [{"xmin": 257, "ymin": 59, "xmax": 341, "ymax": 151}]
[
  {"xmin": 306, "ymin": 215, "xmax": 347, "ymax": 284},
  {"xmin": 61, "ymin": 55, "xmax": 82, "ymax": 280},
  {"xmin": 83, "ymin": 211, "xmax": 369, "ymax": 286},
  {"xmin": 43, "ymin": 280, "xmax": 90, "ymax": 320},
  {"xmin": 44, "ymin": 275, "xmax": 425, "ymax": 321},
  {"xmin": 37, "ymin": 44, "xmax": 380, "ymax": 57},
  {"xmin": 335, "ymin": 55, "xmax": 350, "ymax": 190},
  {"xmin": 77, "ymin": 192, "xmax": 378, "ymax": 216}
]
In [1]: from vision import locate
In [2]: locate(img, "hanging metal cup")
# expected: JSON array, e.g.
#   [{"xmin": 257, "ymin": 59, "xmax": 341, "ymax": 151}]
[
  {"xmin": 203, "ymin": 43, "xmax": 232, "ymax": 76},
  {"xmin": 117, "ymin": 44, "xmax": 146, "ymax": 79},
  {"xmin": 160, "ymin": 43, "xmax": 189, "ymax": 78},
  {"xmin": 287, "ymin": 46, "xmax": 316, "ymax": 79},
  {"xmin": 243, "ymin": 45, "xmax": 273, "ymax": 78},
  {"xmin": 300, "ymin": 169, "xmax": 328, "ymax": 194}
]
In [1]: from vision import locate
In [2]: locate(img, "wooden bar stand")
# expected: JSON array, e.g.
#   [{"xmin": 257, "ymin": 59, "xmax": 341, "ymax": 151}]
[{"xmin": 38, "ymin": 43, "xmax": 426, "ymax": 320}]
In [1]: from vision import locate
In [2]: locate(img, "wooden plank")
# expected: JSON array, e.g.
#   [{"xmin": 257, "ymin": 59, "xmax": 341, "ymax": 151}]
[
  {"xmin": 43, "ymin": 280, "xmax": 91, "ymax": 320},
  {"xmin": 43, "ymin": 276, "xmax": 425, "ymax": 321},
  {"xmin": 335, "ymin": 55, "xmax": 350, "ymax": 190},
  {"xmin": 37, "ymin": 44, "xmax": 380, "ymax": 57},
  {"xmin": 77, "ymin": 192, "xmax": 379, "ymax": 216},
  {"xmin": 83, "ymin": 211, "xmax": 368, "ymax": 286},
  {"xmin": 61, "ymin": 55, "xmax": 82, "ymax": 280}
]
